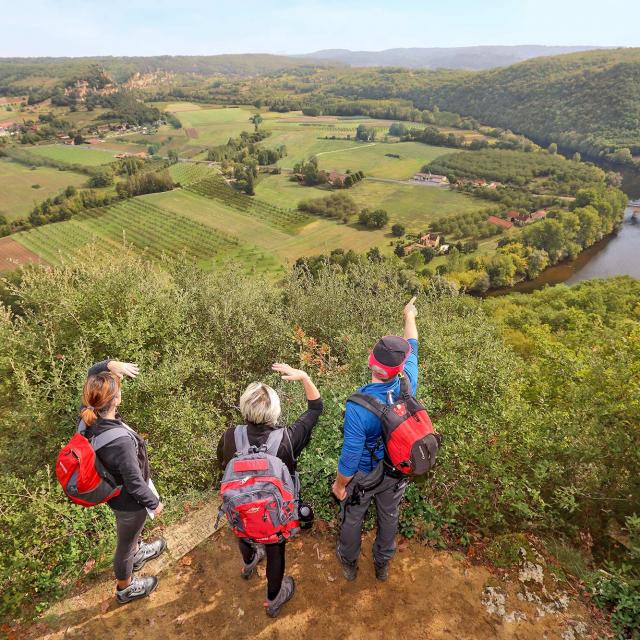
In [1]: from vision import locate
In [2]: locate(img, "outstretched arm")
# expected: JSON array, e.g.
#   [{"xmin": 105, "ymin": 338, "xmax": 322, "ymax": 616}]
[{"xmin": 403, "ymin": 296, "xmax": 418, "ymax": 341}]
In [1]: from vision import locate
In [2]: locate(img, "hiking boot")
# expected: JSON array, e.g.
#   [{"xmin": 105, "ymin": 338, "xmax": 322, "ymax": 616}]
[
  {"xmin": 375, "ymin": 561, "xmax": 389, "ymax": 582},
  {"xmin": 241, "ymin": 544, "xmax": 265, "ymax": 579},
  {"xmin": 336, "ymin": 547, "xmax": 357, "ymax": 581},
  {"xmin": 132, "ymin": 537, "xmax": 167, "ymax": 572},
  {"xmin": 264, "ymin": 576, "xmax": 295, "ymax": 618},
  {"xmin": 116, "ymin": 576, "xmax": 158, "ymax": 604}
]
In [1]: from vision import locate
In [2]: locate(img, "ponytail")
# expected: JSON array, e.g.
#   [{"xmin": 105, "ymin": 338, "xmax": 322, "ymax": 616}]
[{"xmin": 80, "ymin": 372, "xmax": 121, "ymax": 426}]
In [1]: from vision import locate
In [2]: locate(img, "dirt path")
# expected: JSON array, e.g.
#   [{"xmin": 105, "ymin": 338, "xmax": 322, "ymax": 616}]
[
  {"xmin": 315, "ymin": 143, "xmax": 377, "ymax": 156},
  {"xmin": 27, "ymin": 526, "xmax": 604, "ymax": 640}
]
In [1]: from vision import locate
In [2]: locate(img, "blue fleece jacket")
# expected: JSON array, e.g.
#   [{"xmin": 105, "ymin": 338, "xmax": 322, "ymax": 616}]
[{"xmin": 338, "ymin": 338, "xmax": 419, "ymax": 476}]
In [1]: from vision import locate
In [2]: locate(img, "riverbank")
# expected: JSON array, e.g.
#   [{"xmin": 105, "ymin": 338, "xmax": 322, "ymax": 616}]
[{"xmin": 487, "ymin": 206, "xmax": 639, "ymax": 296}]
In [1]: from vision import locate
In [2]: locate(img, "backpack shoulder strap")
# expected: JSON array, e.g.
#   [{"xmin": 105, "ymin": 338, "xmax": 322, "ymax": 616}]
[
  {"xmin": 265, "ymin": 428, "xmax": 285, "ymax": 456},
  {"xmin": 348, "ymin": 392, "xmax": 387, "ymax": 417},
  {"xmin": 234, "ymin": 425, "xmax": 251, "ymax": 455},
  {"xmin": 399, "ymin": 374, "xmax": 412, "ymax": 399},
  {"xmin": 92, "ymin": 427, "xmax": 136, "ymax": 452}
]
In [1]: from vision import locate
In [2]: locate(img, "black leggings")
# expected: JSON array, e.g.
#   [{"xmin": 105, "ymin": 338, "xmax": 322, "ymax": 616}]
[{"xmin": 239, "ymin": 539, "xmax": 286, "ymax": 600}]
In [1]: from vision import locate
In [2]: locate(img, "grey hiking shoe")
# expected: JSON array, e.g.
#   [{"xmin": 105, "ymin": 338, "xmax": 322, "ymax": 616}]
[
  {"xmin": 336, "ymin": 547, "xmax": 357, "ymax": 581},
  {"xmin": 132, "ymin": 537, "xmax": 167, "ymax": 572},
  {"xmin": 375, "ymin": 561, "xmax": 389, "ymax": 582},
  {"xmin": 241, "ymin": 544, "xmax": 265, "ymax": 579},
  {"xmin": 264, "ymin": 576, "xmax": 295, "ymax": 618},
  {"xmin": 116, "ymin": 576, "xmax": 158, "ymax": 604}
]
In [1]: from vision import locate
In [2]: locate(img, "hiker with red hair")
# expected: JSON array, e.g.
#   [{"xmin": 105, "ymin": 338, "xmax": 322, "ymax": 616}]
[
  {"xmin": 333, "ymin": 296, "xmax": 428, "ymax": 582},
  {"xmin": 79, "ymin": 359, "xmax": 166, "ymax": 604}
]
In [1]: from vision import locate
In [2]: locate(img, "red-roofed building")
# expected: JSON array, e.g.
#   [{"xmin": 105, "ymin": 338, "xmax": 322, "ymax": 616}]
[
  {"xmin": 531, "ymin": 209, "xmax": 548, "ymax": 220},
  {"xmin": 487, "ymin": 215, "xmax": 513, "ymax": 230}
]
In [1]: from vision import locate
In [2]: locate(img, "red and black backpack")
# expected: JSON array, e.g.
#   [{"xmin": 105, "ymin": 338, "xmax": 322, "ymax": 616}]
[
  {"xmin": 56, "ymin": 421, "xmax": 136, "ymax": 507},
  {"xmin": 348, "ymin": 376, "xmax": 442, "ymax": 476}
]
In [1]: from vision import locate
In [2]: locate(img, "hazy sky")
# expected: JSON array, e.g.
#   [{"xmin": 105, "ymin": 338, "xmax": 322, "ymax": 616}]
[{"xmin": 1, "ymin": 0, "xmax": 638, "ymax": 57}]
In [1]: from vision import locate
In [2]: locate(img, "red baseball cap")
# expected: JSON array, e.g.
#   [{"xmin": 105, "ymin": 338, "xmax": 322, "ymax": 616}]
[{"xmin": 368, "ymin": 336, "xmax": 411, "ymax": 379}]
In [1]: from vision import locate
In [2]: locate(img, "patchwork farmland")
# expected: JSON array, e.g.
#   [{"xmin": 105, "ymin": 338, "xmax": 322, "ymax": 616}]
[{"xmin": 2, "ymin": 102, "xmax": 495, "ymax": 274}]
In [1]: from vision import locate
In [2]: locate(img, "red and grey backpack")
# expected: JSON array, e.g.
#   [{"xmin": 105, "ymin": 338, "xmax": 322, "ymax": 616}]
[
  {"xmin": 348, "ymin": 376, "xmax": 442, "ymax": 476},
  {"xmin": 218, "ymin": 426, "xmax": 300, "ymax": 544},
  {"xmin": 56, "ymin": 421, "xmax": 137, "ymax": 507}
]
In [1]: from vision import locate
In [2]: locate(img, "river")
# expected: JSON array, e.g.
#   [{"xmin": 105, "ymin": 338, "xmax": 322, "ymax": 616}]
[{"xmin": 491, "ymin": 164, "xmax": 640, "ymax": 294}]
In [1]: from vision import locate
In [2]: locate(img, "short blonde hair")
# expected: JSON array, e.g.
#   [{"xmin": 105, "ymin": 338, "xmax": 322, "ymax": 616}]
[{"xmin": 239, "ymin": 382, "xmax": 281, "ymax": 425}]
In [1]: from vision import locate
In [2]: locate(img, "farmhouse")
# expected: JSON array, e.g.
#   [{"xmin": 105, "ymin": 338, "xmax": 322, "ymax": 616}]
[
  {"xmin": 487, "ymin": 215, "xmax": 513, "ymax": 230},
  {"xmin": 0, "ymin": 121, "xmax": 14, "ymax": 136},
  {"xmin": 115, "ymin": 152, "xmax": 147, "ymax": 159},
  {"xmin": 327, "ymin": 170, "xmax": 349, "ymax": 187},
  {"xmin": 413, "ymin": 172, "xmax": 449, "ymax": 186},
  {"xmin": 418, "ymin": 233, "xmax": 441, "ymax": 249},
  {"xmin": 508, "ymin": 209, "xmax": 548, "ymax": 225}
]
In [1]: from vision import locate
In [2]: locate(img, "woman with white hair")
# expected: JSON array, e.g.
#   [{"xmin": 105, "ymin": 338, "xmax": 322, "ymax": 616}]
[{"xmin": 216, "ymin": 362, "xmax": 322, "ymax": 617}]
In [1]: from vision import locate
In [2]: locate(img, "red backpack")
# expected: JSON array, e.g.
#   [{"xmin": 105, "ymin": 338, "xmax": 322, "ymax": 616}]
[
  {"xmin": 217, "ymin": 426, "xmax": 300, "ymax": 544},
  {"xmin": 56, "ymin": 422, "xmax": 136, "ymax": 507},
  {"xmin": 348, "ymin": 376, "xmax": 441, "ymax": 476}
]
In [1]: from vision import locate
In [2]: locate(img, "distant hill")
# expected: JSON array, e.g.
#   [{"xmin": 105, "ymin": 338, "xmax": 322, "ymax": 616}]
[
  {"xmin": 305, "ymin": 48, "xmax": 640, "ymax": 159},
  {"xmin": 299, "ymin": 45, "xmax": 605, "ymax": 70},
  {"xmin": 0, "ymin": 54, "xmax": 338, "ymax": 90}
]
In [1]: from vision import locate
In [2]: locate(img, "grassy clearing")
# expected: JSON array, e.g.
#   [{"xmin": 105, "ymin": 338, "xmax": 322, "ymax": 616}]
[
  {"xmin": 254, "ymin": 174, "xmax": 330, "ymax": 209},
  {"xmin": 0, "ymin": 158, "xmax": 86, "ymax": 221},
  {"xmin": 28, "ymin": 144, "xmax": 117, "ymax": 166}
]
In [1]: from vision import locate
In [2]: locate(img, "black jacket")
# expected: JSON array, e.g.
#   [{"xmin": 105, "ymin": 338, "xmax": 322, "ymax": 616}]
[
  {"xmin": 217, "ymin": 398, "xmax": 323, "ymax": 475},
  {"xmin": 81, "ymin": 361, "xmax": 159, "ymax": 512}
]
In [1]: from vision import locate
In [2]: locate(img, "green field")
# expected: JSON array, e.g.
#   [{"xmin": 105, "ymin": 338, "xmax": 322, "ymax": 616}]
[
  {"xmin": 170, "ymin": 104, "xmax": 258, "ymax": 148},
  {"xmin": 185, "ymin": 174, "xmax": 311, "ymax": 232},
  {"xmin": 255, "ymin": 173, "xmax": 484, "ymax": 232},
  {"xmin": 0, "ymin": 158, "xmax": 87, "ymax": 221},
  {"xmin": 29, "ymin": 144, "xmax": 117, "ymax": 166},
  {"xmin": 14, "ymin": 198, "xmax": 238, "ymax": 266},
  {"xmin": 312, "ymin": 141, "xmax": 454, "ymax": 180},
  {"xmin": 143, "ymin": 189, "xmax": 391, "ymax": 264},
  {"xmin": 168, "ymin": 162, "xmax": 216, "ymax": 185}
]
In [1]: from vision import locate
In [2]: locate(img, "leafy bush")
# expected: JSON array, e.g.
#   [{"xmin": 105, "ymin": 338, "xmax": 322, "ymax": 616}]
[{"xmin": 0, "ymin": 253, "xmax": 638, "ymax": 623}]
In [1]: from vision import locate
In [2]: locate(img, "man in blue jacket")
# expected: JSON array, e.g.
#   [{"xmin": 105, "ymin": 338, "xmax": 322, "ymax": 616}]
[{"xmin": 332, "ymin": 297, "xmax": 419, "ymax": 582}]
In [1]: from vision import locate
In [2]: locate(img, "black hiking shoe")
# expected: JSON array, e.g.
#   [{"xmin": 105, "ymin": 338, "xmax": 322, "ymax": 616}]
[
  {"xmin": 375, "ymin": 561, "xmax": 389, "ymax": 582},
  {"xmin": 116, "ymin": 576, "xmax": 158, "ymax": 604},
  {"xmin": 336, "ymin": 547, "xmax": 357, "ymax": 581},
  {"xmin": 132, "ymin": 537, "xmax": 167, "ymax": 572},
  {"xmin": 264, "ymin": 576, "xmax": 295, "ymax": 618},
  {"xmin": 241, "ymin": 544, "xmax": 265, "ymax": 579}
]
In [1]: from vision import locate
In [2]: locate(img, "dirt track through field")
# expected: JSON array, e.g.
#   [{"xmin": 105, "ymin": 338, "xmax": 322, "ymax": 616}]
[{"xmin": 27, "ymin": 526, "xmax": 605, "ymax": 640}]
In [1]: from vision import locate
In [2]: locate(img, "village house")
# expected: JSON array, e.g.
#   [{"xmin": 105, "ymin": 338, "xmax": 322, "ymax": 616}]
[
  {"xmin": 0, "ymin": 121, "xmax": 14, "ymax": 136},
  {"xmin": 508, "ymin": 209, "xmax": 548, "ymax": 226},
  {"xmin": 418, "ymin": 233, "xmax": 441, "ymax": 249},
  {"xmin": 327, "ymin": 170, "xmax": 349, "ymax": 187},
  {"xmin": 413, "ymin": 172, "xmax": 449, "ymax": 186},
  {"xmin": 487, "ymin": 215, "xmax": 514, "ymax": 230}
]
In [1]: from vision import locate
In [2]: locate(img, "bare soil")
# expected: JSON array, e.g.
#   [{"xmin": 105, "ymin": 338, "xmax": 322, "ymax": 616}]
[
  {"xmin": 27, "ymin": 528, "xmax": 606, "ymax": 640},
  {"xmin": 0, "ymin": 237, "xmax": 46, "ymax": 271}
]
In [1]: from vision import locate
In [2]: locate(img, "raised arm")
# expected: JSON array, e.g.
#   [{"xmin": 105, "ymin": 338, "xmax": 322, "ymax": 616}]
[
  {"xmin": 272, "ymin": 363, "xmax": 322, "ymax": 457},
  {"xmin": 403, "ymin": 296, "xmax": 418, "ymax": 341}
]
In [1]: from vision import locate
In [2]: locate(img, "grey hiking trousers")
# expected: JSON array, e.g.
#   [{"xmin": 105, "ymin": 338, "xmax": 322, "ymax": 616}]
[
  {"xmin": 112, "ymin": 507, "xmax": 147, "ymax": 580},
  {"xmin": 337, "ymin": 465, "xmax": 409, "ymax": 566}
]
